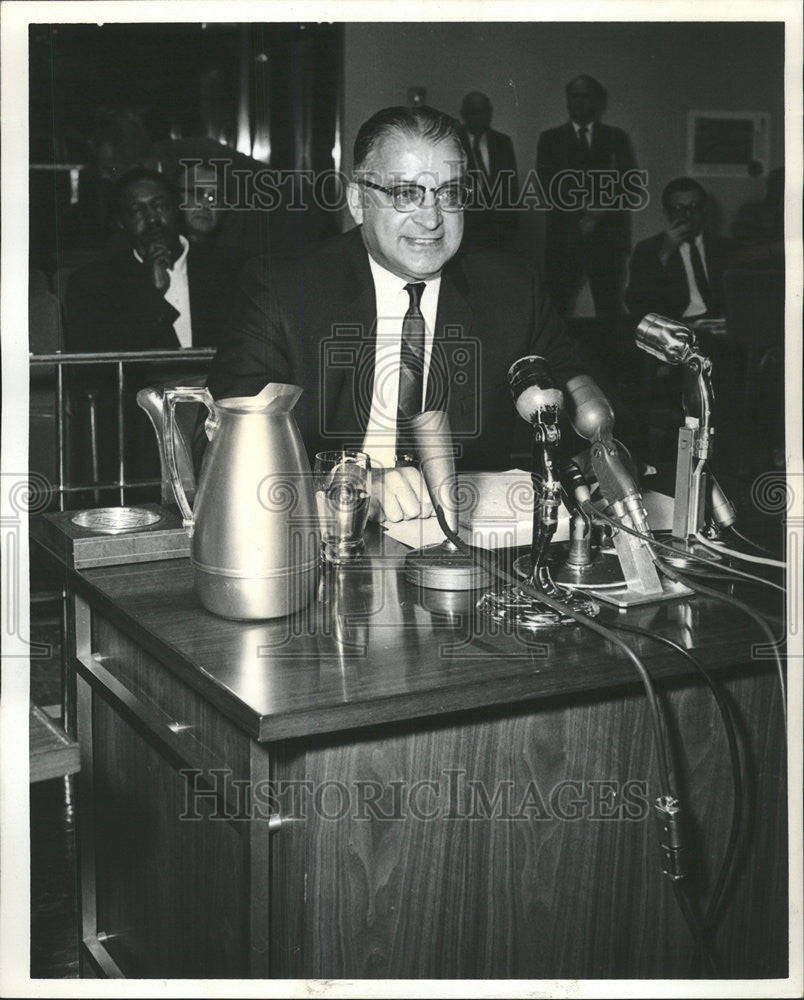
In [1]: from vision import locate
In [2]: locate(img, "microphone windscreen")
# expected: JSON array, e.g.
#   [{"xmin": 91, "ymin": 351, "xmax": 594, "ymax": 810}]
[{"xmin": 508, "ymin": 356, "xmax": 563, "ymax": 424}]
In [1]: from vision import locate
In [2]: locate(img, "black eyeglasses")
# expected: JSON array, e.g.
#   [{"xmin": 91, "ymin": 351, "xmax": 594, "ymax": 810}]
[{"xmin": 356, "ymin": 179, "xmax": 469, "ymax": 213}]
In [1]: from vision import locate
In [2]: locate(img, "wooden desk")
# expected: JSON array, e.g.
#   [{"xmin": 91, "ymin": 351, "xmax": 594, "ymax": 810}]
[{"xmin": 31, "ymin": 520, "xmax": 788, "ymax": 980}]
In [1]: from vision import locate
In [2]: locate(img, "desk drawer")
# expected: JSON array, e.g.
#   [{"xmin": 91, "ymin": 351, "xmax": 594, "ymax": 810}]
[{"xmin": 74, "ymin": 602, "xmax": 251, "ymax": 788}]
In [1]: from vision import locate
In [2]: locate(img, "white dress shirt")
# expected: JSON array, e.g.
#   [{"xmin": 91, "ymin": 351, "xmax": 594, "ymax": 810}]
[
  {"xmin": 134, "ymin": 234, "xmax": 193, "ymax": 347},
  {"xmin": 361, "ymin": 254, "xmax": 441, "ymax": 469},
  {"xmin": 471, "ymin": 131, "xmax": 490, "ymax": 173},
  {"xmin": 679, "ymin": 234, "xmax": 709, "ymax": 318}
]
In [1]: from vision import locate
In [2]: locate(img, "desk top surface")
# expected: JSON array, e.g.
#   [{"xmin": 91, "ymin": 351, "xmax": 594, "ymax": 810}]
[{"xmin": 32, "ymin": 517, "xmax": 784, "ymax": 743}]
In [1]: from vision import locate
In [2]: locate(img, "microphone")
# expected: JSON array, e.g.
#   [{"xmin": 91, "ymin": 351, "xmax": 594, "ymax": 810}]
[
  {"xmin": 635, "ymin": 313, "xmax": 700, "ymax": 366},
  {"xmin": 563, "ymin": 374, "xmax": 615, "ymax": 442},
  {"xmin": 563, "ymin": 374, "xmax": 649, "ymax": 533},
  {"xmin": 508, "ymin": 356, "xmax": 563, "ymax": 425}
]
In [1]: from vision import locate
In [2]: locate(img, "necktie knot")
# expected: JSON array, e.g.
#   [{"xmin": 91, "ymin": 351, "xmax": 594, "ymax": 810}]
[{"xmin": 404, "ymin": 281, "xmax": 426, "ymax": 309}]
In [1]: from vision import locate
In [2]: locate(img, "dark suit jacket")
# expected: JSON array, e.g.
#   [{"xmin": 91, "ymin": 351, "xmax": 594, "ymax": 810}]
[
  {"xmin": 458, "ymin": 127, "xmax": 519, "ymax": 250},
  {"xmin": 536, "ymin": 121, "xmax": 636, "ymax": 245},
  {"xmin": 625, "ymin": 232, "xmax": 736, "ymax": 321},
  {"xmin": 63, "ymin": 242, "xmax": 244, "ymax": 353},
  {"xmin": 207, "ymin": 227, "xmax": 586, "ymax": 471},
  {"xmin": 459, "ymin": 127, "xmax": 518, "ymax": 195}
]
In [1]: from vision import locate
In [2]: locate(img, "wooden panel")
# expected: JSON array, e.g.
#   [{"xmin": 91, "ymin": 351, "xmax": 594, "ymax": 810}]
[
  {"xmin": 271, "ymin": 668, "xmax": 786, "ymax": 979},
  {"xmin": 90, "ymin": 612, "xmax": 251, "ymax": 786},
  {"xmin": 33, "ymin": 529, "xmax": 784, "ymax": 743},
  {"xmin": 91, "ymin": 691, "xmax": 249, "ymax": 978}
]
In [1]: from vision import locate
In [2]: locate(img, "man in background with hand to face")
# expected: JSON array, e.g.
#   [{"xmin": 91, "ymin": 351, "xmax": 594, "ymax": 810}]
[
  {"xmin": 64, "ymin": 168, "xmax": 240, "ymax": 353},
  {"xmin": 63, "ymin": 168, "xmax": 242, "ymax": 490},
  {"xmin": 207, "ymin": 106, "xmax": 588, "ymax": 522},
  {"xmin": 625, "ymin": 176, "xmax": 735, "ymax": 332}
]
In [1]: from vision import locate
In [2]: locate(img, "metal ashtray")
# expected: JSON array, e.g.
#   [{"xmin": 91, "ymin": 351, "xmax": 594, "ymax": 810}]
[{"xmin": 70, "ymin": 506, "xmax": 164, "ymax": 534}]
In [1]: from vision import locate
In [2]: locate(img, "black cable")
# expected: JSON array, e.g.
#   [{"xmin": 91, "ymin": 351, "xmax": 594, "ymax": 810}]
[
  {"xmin": 608, "ymin": 621, "xmax": 747, "ymax": 976},
  {"xmin": 433, "ymin": 505, "xmax": 676, "ymax": 796},
  {"xmin": 728, "ymin": 524, "xmax": 775, "ymax": 557},
  {"xmin": 657, "ymin": 562, "xmax": 787, "ymax": 728},
  {"xmin": 587, "ymin": 504, "xmax": 785, "ymax": 593},
  {"xmin": 433, "ymin": 503, "xmax": 754, "ymax": 965},
  {"xmin": 673, "ymin": 882, "xmax": 724, "ymax": 977}
]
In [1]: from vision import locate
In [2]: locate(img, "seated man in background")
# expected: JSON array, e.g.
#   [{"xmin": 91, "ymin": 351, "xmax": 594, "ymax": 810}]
[
  {"xmin": 63, "ymin": 168, "xmax": 242, "ymax": 493},
  {"xmin": 64, "ymin": 168, "xmax": 242, "ymax": 352},
  {"xmin": 625, "ymin": 177, "xmax": 735, "ymax": 331},
  {"xmin": 625, "ymin": 177, "xmax": 737, "ymax": 463},
  {"xmin": 207, "ymin": 105, "xmax": 592, "ymax": 522}
]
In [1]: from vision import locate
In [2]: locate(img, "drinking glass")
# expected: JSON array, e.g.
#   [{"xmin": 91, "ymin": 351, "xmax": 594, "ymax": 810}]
[{"xmin": 314, "ymin": 450, "xmax": 372, "ymax": 563}]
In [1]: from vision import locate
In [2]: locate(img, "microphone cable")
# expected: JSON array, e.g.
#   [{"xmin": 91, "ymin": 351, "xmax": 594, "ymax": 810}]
[
  {"xmin": 583, "ymin": 504, "xmax": 787, "ymax": 726},
  {"xmin": 432, "ymin": 503, "xmax": 719, "ymax": 967},
  {"xmin": 586, "ymin": 505, "xmax": 786, "ymax": 595},
  {"xmin": 657, "ymin": 562, "xmax": 787, "ymax": 730},
  {"xmin": 728, "ymin": 524, "xmax": 775, "ymax": 556},
  {"xmin": 607, "ymin": 621, "xmax": 747, "ymax": 977},
  {"xmin": 694, "ymin": 531, "xmax": 786, "ymax": 569}
]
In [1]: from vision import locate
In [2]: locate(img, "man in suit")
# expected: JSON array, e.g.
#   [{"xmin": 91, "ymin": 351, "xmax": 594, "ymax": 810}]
[
  {"xmin": 64, "ymin": 168, "xmax": 243, "ymax": 353},
  {"xmin": 536, "ymin": 75, "xmax": 637, "ymax": 321},
  {"xmin": 457, "ymin": 92, "xmax": 519, "ymax": 253},
  {"xmin": 625, "ymin": 177, "xmax": 735, "ymax": 324},
  {"xmin": 207, "ymin": 105, "xmax": 588, "ymax": 522},
  {"xmin": 63, "ymin": 168, "xmax": 243, "ymax": 487},
  {"xmin": 624, "ymin": 178, "xmax": 737, "ymax": 462}
]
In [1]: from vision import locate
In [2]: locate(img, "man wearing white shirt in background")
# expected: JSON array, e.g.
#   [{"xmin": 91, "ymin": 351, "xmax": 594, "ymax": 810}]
[
  {"xmin": 457, "ymin": 91, "xmax": 520, "ymax": 254},
  {"xmin": 625, "ymin": 177, "xmax": 735, "ymax": 329},
  {"xmin": 536, "ymin": 75, "xmax": 637, "ymax": 323},
  {"xmin": 624, "ymin": 177, "xmax": 737, "ymax": 463},
  {"xmin": 63, "ymin": 168, "xmax": 242, "ymax": 490}
]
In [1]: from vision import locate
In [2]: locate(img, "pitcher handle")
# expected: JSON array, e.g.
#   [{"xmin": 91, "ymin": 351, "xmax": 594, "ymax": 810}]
[{"xmin": 163, "ymin": 387, "xmax": 217, "ymax": 536}]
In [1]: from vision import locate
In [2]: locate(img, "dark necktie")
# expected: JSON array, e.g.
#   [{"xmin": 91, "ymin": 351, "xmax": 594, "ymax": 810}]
[
  {"xmin": 396, "ymin": 281, "xmax": 426, "ymax": 457},
  {"xmin": 471, "ymin": 134, "xmax": 487, "ymax": 176},
  {"xmin": 578, "ymin": 125, "xmax": 591, "ymax": 157},
  {"xmin": 688, "ymin": 240, "xmax": 712, "ymax": 312}
]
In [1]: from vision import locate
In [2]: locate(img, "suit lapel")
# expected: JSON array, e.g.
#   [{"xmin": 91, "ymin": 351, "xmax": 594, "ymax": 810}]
[
  {"xmin": 432, "ymin": 258, "xmax": 475, "ymax": 426},
  {"xmin": 327, "ymin": 231, "xmax": 378, "ymax": 437}
]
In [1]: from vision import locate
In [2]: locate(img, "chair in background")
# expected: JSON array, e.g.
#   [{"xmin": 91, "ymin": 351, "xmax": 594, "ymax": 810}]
[
  {"xmin": 721, "ymin": 268, "xmax": 785, "ymax": 474},
  {"xmin": 136, "ymin": 375, "xmax": 208, "ymax": 506}
]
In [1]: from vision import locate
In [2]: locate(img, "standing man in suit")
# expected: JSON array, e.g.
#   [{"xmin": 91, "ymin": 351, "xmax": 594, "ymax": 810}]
[
  {"xmin": 208, "ymin": 105, "xmax": 589, "ymax": 522},
  {"xmin": 458, "ymin": 92, "xmax": 520, "ymax": 253},
  {"xmin": 537, "ymin": 75, "xmax": 637, "ymax": 321},
  {"xmin": 625, "ymin": 177, "xmax": 735, "ymax": 325}
]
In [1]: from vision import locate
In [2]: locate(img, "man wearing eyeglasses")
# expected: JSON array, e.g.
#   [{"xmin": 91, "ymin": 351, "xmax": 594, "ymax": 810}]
[
  {"xmin": 625, "ymin": 177, "xmax": 735, "ymax": 331},
  {"xmin": 207, "ymin": 106, "xmax": 586, "ymax": 522}
]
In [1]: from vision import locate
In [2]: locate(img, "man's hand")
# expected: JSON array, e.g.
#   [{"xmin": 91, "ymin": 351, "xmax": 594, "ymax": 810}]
[
  {"xmin": 143, "ymin": 241, "xmax": 173, "ymax": 293},
  {"xmin": 658, "ymin": 218, "xmax": 693, "ymax": 266},
  {"xmin": 368, "ymin": 466, "xmax": 434, "ymax": 523}
]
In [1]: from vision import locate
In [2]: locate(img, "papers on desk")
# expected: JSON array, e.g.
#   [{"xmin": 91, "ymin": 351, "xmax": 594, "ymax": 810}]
[{"xmin": 383, "ymin": 469, "xmax": 675, "ymax": 550}]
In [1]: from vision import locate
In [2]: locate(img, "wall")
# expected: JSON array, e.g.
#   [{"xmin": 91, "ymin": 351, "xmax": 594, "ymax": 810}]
[{"xmin": 342, "ymin": 21, "xmax": 785, "ymax": 254}]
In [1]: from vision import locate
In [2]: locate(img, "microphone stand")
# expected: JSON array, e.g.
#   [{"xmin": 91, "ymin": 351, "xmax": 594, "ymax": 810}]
[
  {"xmin": 403, "ymin": 410, "xmax": 492, "ymax": 591},
  {"xmin": 635, "ymin": 313, "xmax": 735, "ymax": 571},
  {"xmin": 478, "ymin": 410, "xmax": 599, "ymax": 628}
]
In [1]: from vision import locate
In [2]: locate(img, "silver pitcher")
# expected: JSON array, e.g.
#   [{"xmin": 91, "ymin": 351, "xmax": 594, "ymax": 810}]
[{"xmin": 163, "ymin": 382, "xmax": 320, "ymax": 620}]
